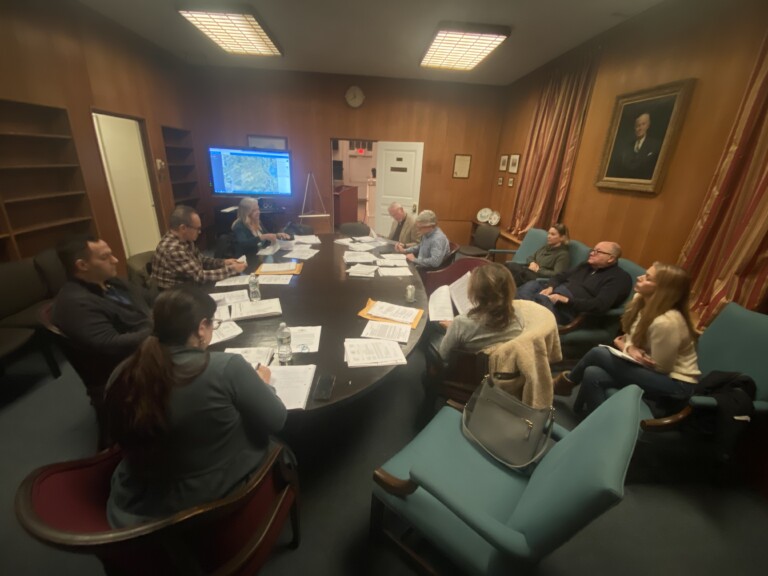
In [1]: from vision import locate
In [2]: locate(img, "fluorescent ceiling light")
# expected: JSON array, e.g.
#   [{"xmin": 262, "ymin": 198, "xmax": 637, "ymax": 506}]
[
  {"xmin": 421, "ymin": 22, "xmax": 510, "ymax": 71},
  {"xmin": 179, "ymin": 8, "xmax": 281, "ymax": 56}
]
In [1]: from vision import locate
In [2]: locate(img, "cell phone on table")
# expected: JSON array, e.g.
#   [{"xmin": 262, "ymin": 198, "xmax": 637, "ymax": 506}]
[{"xmin": 313, "ymin": 374, "xmax": 336, "ymax": 402}]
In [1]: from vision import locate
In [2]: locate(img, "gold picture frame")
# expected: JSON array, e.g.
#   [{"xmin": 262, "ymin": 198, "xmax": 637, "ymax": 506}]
[{"xmin": 596, "ymin": 79, "xmax": 695, "ymax": 195}]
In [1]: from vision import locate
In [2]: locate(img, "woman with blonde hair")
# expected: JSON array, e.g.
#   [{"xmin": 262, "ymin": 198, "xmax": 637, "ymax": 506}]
[
  {"xmin": 555, "ymin": 262, "xmax": 700, "ymax": 414},
  {"xmin": 231, "ymin": 197, "xmax": 289, "ymax": 255},
  {"xmin": 438, "ymin": 263, "xmax": 524, "ymax": 360}
]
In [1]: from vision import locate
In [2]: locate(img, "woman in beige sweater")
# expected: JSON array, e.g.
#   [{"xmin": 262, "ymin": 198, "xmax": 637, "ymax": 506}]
[{"xmin": 555, "ymin": 262, "xmax": 700, "ymax": 414}]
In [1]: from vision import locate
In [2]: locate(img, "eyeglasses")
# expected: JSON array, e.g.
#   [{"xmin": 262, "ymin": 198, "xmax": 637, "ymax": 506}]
[
  {"xmin": 210, "ymin": 319, "xmax": 222, "ymax": 330},
  {"xmin": 590, "ymin": 248, "xmax": 614, "ymax": 257}
]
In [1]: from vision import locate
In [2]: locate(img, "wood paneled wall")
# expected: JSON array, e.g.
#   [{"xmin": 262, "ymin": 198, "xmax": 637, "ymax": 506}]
[{"xmin": 493, "ymin": 0, "xmax": 768, "ymax": 266}]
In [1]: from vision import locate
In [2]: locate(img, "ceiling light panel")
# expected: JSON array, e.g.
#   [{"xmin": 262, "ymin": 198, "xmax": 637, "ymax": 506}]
[
  {"xmin": 179, "ymin": 10, "xmax": 281, "ymax": 56},
  {"xmin": 421, "ymin": 23, "xmax": 510, "ymax": 71}
]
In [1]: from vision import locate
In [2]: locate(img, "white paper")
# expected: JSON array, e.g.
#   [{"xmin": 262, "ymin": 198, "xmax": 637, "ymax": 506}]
[
  {"xmin": 257, "ymin": 275, "xmax": 293, "ymax": 285},
  {"xmin": 269, "ymin": 364, "xmax": 317, "ymax": 409},
  {"xmin": 361, "ymin": 321, "xmax": 411, "ymax": 343},
  {"xmin": 344, "ymin": 338, "xmax": 407, "ymax": 367},
  {"xmin": 381, "ymin": 254, "xmax": 407, "ymax": 261},
  {"xmin": 210, "ymin": 289, "xmax": 250, "ymax": 306},
  {"xmin": 428, "ymin": 285, "xmax": 455, "ymax": 322},
  {"xmin": 214, "ymin": 275, "xmax": 250, "ymax": 287},
  {"xmin": 289, "ymin": 326, "xmax": 322, "ymax": 353},
  {"xmin": 334, "ymin": 238, "xmax": 355, "ymax": 246},
  {"xmin": 347, "ymin": 242, "xmax": 377, "ymax": 252},
  {"xmin": 214, "ymin": 305, "xmax": 231, "ymax": 321},
  {"xmin": 343, "ymin": 252, "xmax": 378, "ymax": 263},
  {"xmin": 599, "ymin": 344, "xmax": 643, "ymax": 365},
  {"xmin": 378, "ymin": 267, "xmax": 413, "ymax": 277},
  {"xmin": 285, "ymin": 249, "xmax": 319, "ymax": 260},
  {"xmin": 230, "ymin": 298, "xmax": 283, "ymax": 321},
  {"xmin": 449, "ymin": 272, "xmax": 473, "ymax": 315},
  {"xmin": 259, "ymin": 263, "xmax": 299, "ymax": 273},
  {"xmin": 210, "ymin": 321, "xmax": 243, "ymax": 345},
  {"xmin": 352, "ymin": 235, "xmax": 375, "ymax": 242},
  {"xmin": 220, "ymin": 206, "xmax": 238, "ymax": 213},
  {"xmin": 225, "ymin": 346, "xmax": 274, "ymax": 368},
  {"xmin": 236, "ymin": 255, "xmax": 247, "ymax": 263},
  {"xmin": 347, "ymin": 264, "xmax": 378, "ymax": 277},
  {"xmin": 277, "ymin": 239, "xmax": 295, "ymax": 251},
  {"xmin": 375, "ymin": 259, "xmax": 409, "ymax": 267},
  {"xmin": 257, "ymin": 243, "xmax": 280, "ymax": 256},
  {"xmin": 293, "ymin": 235, "xmax": 321, "ymax": 244},
  {"xmin": 368, "ymin": 301, "xmax": 420, "ymax": 325}
]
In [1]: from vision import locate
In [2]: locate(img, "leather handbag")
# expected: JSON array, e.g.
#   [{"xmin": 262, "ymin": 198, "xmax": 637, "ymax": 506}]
[{"xmin": 462, "ymin": 376, "xmax": 555, "ymax": 470}]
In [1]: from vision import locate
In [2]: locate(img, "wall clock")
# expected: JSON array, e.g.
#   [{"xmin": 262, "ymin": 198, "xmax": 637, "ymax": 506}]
[{"xmin": 345, "ymin": 85, "xmax": 365, "ymax": 108}]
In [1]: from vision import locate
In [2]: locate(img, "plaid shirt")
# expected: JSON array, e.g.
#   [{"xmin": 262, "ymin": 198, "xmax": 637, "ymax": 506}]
[{"xmin": 151, "ymin": 232, "xmax": 235, "ymax": 289}]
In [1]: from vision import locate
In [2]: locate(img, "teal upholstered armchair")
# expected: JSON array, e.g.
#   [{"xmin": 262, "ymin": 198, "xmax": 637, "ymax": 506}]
[{"xmin": 371, "ymin": 385, "xmax": 644, "ymax": 574}]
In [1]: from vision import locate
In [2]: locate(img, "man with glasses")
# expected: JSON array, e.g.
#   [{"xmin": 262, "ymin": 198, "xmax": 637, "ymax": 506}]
[
  {"xmin": 517, "ymin": 241, "xmax": 632, "ymax": 325},
  {"xmin": 152, "ymin": 205, "xmax": 247, "ymax": 289}
]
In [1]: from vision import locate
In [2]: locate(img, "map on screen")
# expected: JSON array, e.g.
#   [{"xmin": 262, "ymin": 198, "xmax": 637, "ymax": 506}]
[{"xmin": 209, "ymin": 146, "xmax": 292, "ymax": 197}]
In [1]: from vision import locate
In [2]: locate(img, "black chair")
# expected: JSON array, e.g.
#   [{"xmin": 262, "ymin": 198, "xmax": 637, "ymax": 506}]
[
  {"xmin": 339, "ymin": 221, "xmax": 371, "ymax": 237},
  {"xmin": 126, "ymin": 251, "xmax": 155, "ymax": 290},
  {"xmin": 458, "ymin": 224, "xmax": 500, "ymax": 259}
]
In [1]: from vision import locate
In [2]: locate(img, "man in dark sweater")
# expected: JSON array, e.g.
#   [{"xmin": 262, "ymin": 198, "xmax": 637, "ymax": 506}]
[{"xmin": 516, "ymin": 241, "xmax": 632, "ymax": 325}]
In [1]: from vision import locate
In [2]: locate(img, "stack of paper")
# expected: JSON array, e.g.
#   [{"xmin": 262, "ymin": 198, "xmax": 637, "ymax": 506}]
[
  {"xmin": 257, "ymin": 243, "xmax": 280, "ymax": 256},
  {"xmin": 294, "ymin": 234, "xmax": 322, "ymax": 244},
  {"xmin": 344, "ymin": 338, "xmax": 407, "ymax": 367},
  {"xmin": 368, "ymin": 301, "xmax": 420, "ymax": 324},
  {"xmin": 361, "ymin": 320, "xmax": 411, "ymax": 343},
  {"xmin": 257, "ymin": 275, "xmax": 293, "ymax": 285},
  {"xmin": 277, "ymin": 239, "xmax": 295, "ymax": 251},
  {"xmin": 284, "ymin": 248, "xmax": 319, "ymax": 260},
  {"xmin": 343, "ymin": 251, "xmax": 378, "ymax": 264},
  {"xmin": 427, "ymin": 271, "xmax": 473, "ymax": 321},
  {"xmin": 378, "ymin": 267, "xmax": 413, "ymax": 277},
  {"xmin": 448, "ymin": 272, "xmax": 473, "ymax": 315},
  {"xmin": 352, "ymin": 235, "xmax": 376, "ymax": 243},
  {"xmin": 381, "ymin": 254, "xmax": 407, "ymax": 261},
  {"xmin": 214, "ymin": 276, "xmax": 250, "ymax": 287},
  {"xmin": 210, "ymin": 321, "xmax": 243, "ymax": 345},
  {"xmin": 348, "ymin": 264, "xmax": 378, "ymax": 277},
  {"xmin": 230, "ymin": 298, "xmax": 282, "ymax": 321},
  {"xmin": 334, "ymin": 238, "xmax": 355, "ymax": 246},
  {"xmin": 225, "ymin": 346, "xmax": 275, "ymax": 368},
  {"xmin": 210, "ymin": 289, "xmax": 250, "ymax": 306},
  {"xmin": 375, "ymin": 259, "xmax": 409, "ymax": 267},
  {"xmin": 256, "ymin": 262, "xmax": 303, "ymax": 275},
  {"xmin": 289, "ymin": 326, "xmax": 322, "ymax": 353},
  {"xmin": 347, "ymin": 242, "xmax": 377, "ymax": 252},
  {"xmin": 269, "ymin": 365, "xmax": 317, "ymax": 409}
]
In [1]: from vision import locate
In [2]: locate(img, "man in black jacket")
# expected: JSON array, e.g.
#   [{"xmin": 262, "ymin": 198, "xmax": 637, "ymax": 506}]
[
  {"xmin": 517, "ymin": 241, "xmax": 632, "ymax": 325},
  {"xmin": 52, "ymin": 235, "xmax": 153, "ymax": 365}
]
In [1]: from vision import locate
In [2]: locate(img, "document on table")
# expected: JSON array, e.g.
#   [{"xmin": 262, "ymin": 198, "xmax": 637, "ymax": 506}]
[
  {"xmin": 230, "ymin": 298, "xmax": 282, "ymax": 321},
  {"xmin": 269, "ymin": 364, "xmax": 316, "ymax": 410},
  {"xmin": 449, "ymin": 272, "xmax": 473, "ymax": 315},
  {"xmin": 428, "ymin": 285, "xmax": 455, "ymax": 322},
  {"xmin": 367, "ymin": 301, "xmax": 420, "ymax": 325},
  {"xmin": 215, "ymin": 305, "xmax": 231, "ymax": 321},
  {"xmin": 289, "ymin": 326, "xmax": 322, "ymax": 353},
  {"xmin": 381, "ymin": 254, "xmax": 407, "ymax": 261},
  {"xmin": 258, "ymin": 243, "xmax": 280, "ymax": 256},
  {"xmin": 599, "ymin": 344, "xmax": 643, "ymax": 365},
  {"xmin": 361, "ymin": 320, "xmax": 411, "ymax": 343},
  {"xmin": 347, "ymin": 242, "xmax": 377, "ymax": 252},
  {"xmin": 210, "ymin": 321, "xmax": 243, "ymax": 345},
  {"xmin": 375, "ymin": 259, "xmax": 409, "ymax": 267},
  {"xmin": 334, "ymin": 238, "xmax": 355, "ymax": 246},
  {"xmin": 347, "ymin": 264, "xmax": 378, "ymax": 277},
  {"xmin": 277, "ymin": 239, "xmax": 295, "ymax": 251},
  {"xmin": 352, "ymin": 235, "xmax": 375, "ymax": 243},
  {"xmin": 214, "ymin": 275, "xmax": 250, "ymax": 287},
  {"xmin": 358, "ymin": 299, "xmax": 424, "ymax": 328},
  {"xmin": 293, "ymin": 234, "xmax": 322, "ymax": 244},
  {"xmin": 210, "ymin": 289, "xmax": 250, "ymax": 306},
  {"xmin": 256, "ymin": 262, "xmax": 303, "ymax": 274},
  {"xmin": 257, "ymin": 274, "xmax": 293, "ymax": 285},
  {"xmin": 378, "ymin": 267, "xmax": 413, "ymax": 277},
  {"xmin": 343, "ymin": 251, "xmax": 378, "ymax": 263},
  {"xmin": 284, "ymin": 248, "xmax": 319, "ymax": 260},
  {"xmin": 225, "ymin": 346, "xmax": 275, "ymax": 368},
  {"xmin": 344, "ymin": 338, "xmax": 407, "ymax": 367}
]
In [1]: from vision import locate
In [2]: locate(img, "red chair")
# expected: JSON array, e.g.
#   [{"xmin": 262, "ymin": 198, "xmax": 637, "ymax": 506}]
[{"xmin": 15, "ymin": 442, "xmax": 300, "ymax": 575}]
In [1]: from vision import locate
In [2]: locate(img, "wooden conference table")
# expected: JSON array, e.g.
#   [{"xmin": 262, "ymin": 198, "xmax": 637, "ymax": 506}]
[{"xmin": 209, "ymin": 234, "xmax": 428, "ymax": 410}]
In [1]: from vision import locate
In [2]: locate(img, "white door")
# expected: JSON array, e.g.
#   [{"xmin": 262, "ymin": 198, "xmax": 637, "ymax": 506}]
[
  {"xmin": 93, "ymin": 113, "xmax": 161, "ymax": 257},
  {"xmin": 374, "ymin": 142, "xmax": 424, "ymax": 236}
]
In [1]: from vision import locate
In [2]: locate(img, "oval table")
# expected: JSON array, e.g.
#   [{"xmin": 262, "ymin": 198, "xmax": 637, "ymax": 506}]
[{"xmin": 209, "ymin": 235, "xmax": 428, "ymax": 410}]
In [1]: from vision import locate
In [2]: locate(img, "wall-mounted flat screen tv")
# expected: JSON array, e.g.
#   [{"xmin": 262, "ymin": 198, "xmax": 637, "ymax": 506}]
[{"xmin": 208, "ymin": 146, "xmax": 292, "ymax": 197}]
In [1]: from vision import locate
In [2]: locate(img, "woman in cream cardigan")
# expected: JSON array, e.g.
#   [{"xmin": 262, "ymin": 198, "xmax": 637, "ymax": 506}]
[{"xmin": 555, "ymin": 262, "xmax": 700, "ymax": 414}]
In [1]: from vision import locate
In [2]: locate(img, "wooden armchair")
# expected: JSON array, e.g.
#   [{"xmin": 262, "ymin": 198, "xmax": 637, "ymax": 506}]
[{"xmin": 15, "ymin": 442, "xmax": 300, "ymax": 575}]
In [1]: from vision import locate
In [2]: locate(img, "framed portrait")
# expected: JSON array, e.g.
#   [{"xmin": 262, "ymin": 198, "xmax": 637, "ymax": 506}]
[
  {"xmin": 499, "ymin": 155, "xmax": 509, "ymax": 171},
  {"xmin": 507, "ymin": 177, "xmax": 515, "ymax": 187},
  {"xmin": 453, "ymin": 154, "xmax": 471, "ymax": 178},
  {"xmin": 508, "ymin": 154, "xmax": 520, "ymax": 174},
  {"xmin": 497, "ymin": 177, "xmax": 503, "ymax": 186},
  {"xmin": 596, "ymin": 79, "xmax": 695, "ymax": 195}
]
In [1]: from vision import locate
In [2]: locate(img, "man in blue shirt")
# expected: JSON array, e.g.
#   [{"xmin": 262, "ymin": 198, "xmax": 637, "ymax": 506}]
[{"xmin": 395, "ymin": 209, "xmax": 450, "ymax": 268}]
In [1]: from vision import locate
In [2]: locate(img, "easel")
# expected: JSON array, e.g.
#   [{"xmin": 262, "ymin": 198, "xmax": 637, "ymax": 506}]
[{"xmin": 299, "ymin": 172, "xmax": 331, "ymax": 232}]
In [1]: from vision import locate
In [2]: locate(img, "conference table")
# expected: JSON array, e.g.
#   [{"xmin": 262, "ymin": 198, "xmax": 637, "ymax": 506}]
[{"xmin": 209, "ymin": 234, "xmax": 428, "ymax": 410}]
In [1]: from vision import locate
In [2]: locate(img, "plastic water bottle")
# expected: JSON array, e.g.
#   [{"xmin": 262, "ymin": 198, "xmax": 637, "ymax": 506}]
[
  {"xmin": 248, "ymin": 274, "xmax": 261, "ymax": 301},
  {"xmin": 277, "ymin": 322, "xmax": 292, "ymax": 364}
]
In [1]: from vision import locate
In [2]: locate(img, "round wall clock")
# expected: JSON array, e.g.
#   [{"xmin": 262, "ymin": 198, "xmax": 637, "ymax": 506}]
[{"xmin": 345, "ymin": 85, "xmax": 365, "ymax": 108}]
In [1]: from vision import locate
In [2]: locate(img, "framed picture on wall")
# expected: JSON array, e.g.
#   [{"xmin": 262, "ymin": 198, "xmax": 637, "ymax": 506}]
[
  {"xmin": 247, "ymin": 135, "xmax": 288, "ymax": 150},
  {"xmin": 499, "ymin": 155, "xmax": 509, "ymax": 171},
  {"xmin": 507, "ymin": 177, "xmax": 514, "ymax": 187},
  {"xmin": 497, "ymin": 177, "xmax": 503, "ymax": 186},
  {"xmin": 453, "ymin": 154, "xmax": 471, "ymax": 178},
  {"xmin": 596, "ymin": 79, "xmax": 695, "ymax": 195},
  {"xmin": 508, "ymin": 154, "xmax": 520, "ymax": 174}
]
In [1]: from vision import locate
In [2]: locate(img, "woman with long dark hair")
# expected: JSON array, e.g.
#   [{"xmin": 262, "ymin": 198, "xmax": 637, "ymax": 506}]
[
  {"xmin": 105, "ymin": 286, "xmax": 287, "ymax": 527},
  {"xmin": 505, "ymin": 223, "xmax": 570, "ymax": 286},
  {"xmin": 555, "ymin": 262, "xmax": 700, "ymax": 414},
  {"xmin": 438, "ymin": 263, "xmax": 524, "ymax": 360}
]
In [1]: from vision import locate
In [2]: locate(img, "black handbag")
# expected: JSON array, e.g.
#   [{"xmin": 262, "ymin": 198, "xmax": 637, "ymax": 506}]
[{"xmin": 462, "ymin": 376, "xmax": 555, "ymax": 470}]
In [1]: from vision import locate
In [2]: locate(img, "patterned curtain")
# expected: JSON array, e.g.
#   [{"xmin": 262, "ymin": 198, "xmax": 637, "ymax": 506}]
[
  {"xmin": 678, "ymin": 32, "xmax": 768, "ymax": 328},
  {"xmin": 508, "ymin": 53, "xmax": 596, "ymax": 236}
]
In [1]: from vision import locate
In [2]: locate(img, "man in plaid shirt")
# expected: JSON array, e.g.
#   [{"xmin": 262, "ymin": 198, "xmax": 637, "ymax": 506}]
[{"xmin": 151, "ymin": 206, "xmax": 247, "ymax": 289}]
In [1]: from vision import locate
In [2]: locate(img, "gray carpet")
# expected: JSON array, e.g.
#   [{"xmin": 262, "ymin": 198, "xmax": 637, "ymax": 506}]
[{"xmin": 2, "ymin": 348, "xmax": 768, "ymax": 575}]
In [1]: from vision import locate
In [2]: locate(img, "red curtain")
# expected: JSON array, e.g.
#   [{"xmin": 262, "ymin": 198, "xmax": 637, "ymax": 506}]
[
  {"xmin": 678, "ymin": 32, "xmax": 768, "ymax": 328},
  {"xmin": 508, "ymin": 54, "xmax": 596, "ymax": 236}
]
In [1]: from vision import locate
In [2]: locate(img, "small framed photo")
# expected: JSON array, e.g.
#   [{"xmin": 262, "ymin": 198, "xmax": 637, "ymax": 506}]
[
  {"xmin": 499, "ymin": 155, "xmax": 509, "ymax": 171},
  {"xmin": 508, "ymin": 154, "xmax": 520, "ymax": 174},
  {"xmin": 507, "ymin": 177, "xmax": 514, "ymax": 187},
  {"xmin": 453, "ymin": 154, "xmax": 471, "ymax": 178},
  {"xmin": 497, "ymin": 177, "xmax": 503, "ymax": 186}
]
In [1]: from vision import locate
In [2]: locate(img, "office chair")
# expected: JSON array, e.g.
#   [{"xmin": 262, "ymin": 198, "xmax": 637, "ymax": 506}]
[
  {"xmin": 339, "ymin": 221, "xmax": 371, "ymax": 237},
  {"xmin": 458, "ymin": 224, "xmax": 500, "ymax": 259}
]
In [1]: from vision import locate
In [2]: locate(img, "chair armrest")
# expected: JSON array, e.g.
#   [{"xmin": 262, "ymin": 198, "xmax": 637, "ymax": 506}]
[
  {"xmin": 373, "ymin": 468, "xmax": 417, "ymax": 497},
  {"xmin": 552, "ymin": 422, "xmax": 570, "ymax": 440},
  {"xmin": 640, "ymin": 405, "xmax": 693, "ymax": 430},
  {"xmin": 446, "ymin": 399, "xmax": 465, "ymax": 411},
  {"xmin": 689, "ymin": 396, "xmax": 717, "ymax": 409},
  {"xmin": 409, "ymin": 465, "xmax": 531, "ymax": 558},
  {"xmin": 487, "ymin": 249, "xmax": 518, "ymax": 255},
  {"xmin": 557, "ymin": 315, "xmax": 586, "ymax": 334}
]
